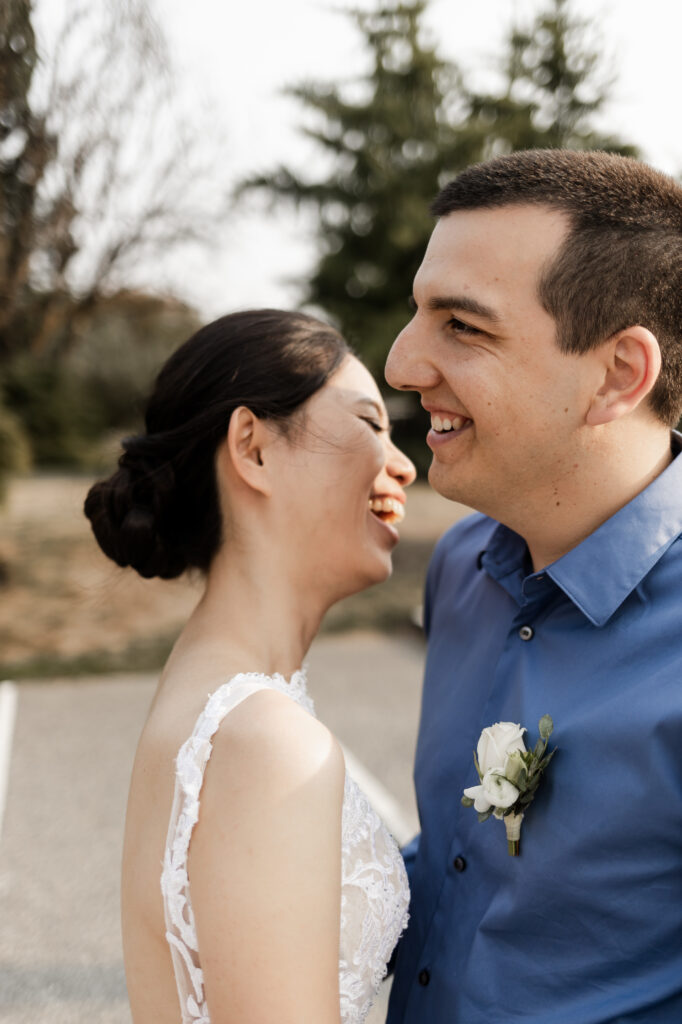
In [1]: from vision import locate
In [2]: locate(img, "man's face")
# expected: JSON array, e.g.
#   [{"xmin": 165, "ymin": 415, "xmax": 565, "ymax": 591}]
[{"xmin": 385, "ymin": 203, "xmax": 598, "ymax": 517}]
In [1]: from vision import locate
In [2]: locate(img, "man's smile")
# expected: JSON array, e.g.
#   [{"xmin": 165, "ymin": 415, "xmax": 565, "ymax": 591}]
[
  {"xmin": 427, "ymin": 412, "xmax": 473, "ymax": 449},
  {"xmin": 430, "ymin": 413, "xmax": 471, "ymax": 433}
]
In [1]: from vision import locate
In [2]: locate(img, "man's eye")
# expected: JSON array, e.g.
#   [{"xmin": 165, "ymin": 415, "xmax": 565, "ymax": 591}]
[{"xmin": 446, "ymin": 316, "xmax": 479, "ymax": 335}]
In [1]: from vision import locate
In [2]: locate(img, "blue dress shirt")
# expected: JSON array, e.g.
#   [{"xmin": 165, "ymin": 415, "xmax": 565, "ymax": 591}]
[{"xmin": 388, "ymin": 438, "xmax": 682, "ymax": 1023}]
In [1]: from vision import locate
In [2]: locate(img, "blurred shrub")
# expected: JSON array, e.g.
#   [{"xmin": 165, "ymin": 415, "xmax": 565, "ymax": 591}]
[
  {"xmin": 67, "ymin": 291, "xmax": 201, "ymax": 432},
  {"xmin": 2, "ymin": 354, "xmax": 105, "ymax": 466},
  {"xmin": 2, "ymin": 291, "xmax": 200, "ymax": 469},
  {"xmin": 0, "ymin": 400, "xmax": 32, "ymax": 503}
]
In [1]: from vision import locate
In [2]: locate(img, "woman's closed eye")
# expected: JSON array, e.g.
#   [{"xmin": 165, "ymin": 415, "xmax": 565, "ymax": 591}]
[{"xmin": 361, "ymin": 417, "xmax": 385, "ymax": 433}]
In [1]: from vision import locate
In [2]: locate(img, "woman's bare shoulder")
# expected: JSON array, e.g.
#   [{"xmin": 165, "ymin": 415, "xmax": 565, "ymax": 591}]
[
  {"xmin": 188, "ymin": 686, "xmax": 346, "ymax": 1023},
  {"xmin": 207, "ymin": 686, "xmax": 346, "ymax": 794}
]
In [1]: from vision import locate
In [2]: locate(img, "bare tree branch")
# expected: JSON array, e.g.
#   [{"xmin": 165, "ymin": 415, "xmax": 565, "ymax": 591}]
[{"xmin": 1, "ymin": 0, "xmax": 230, "ymax": 360}]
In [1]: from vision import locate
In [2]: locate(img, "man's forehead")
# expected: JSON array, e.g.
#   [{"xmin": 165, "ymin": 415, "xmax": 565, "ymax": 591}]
[
  {"xmin": 416, "ymin": 203, "xmax": 570, "ymax": 296},
  {"xmin": 427, "ymin": 202, "xmax": 570, "ymax": 256}
]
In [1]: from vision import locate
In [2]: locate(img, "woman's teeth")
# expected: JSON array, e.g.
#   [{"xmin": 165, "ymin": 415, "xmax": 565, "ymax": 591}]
[
  {"xmin": 368, "ymin": 497, "xmax": 405, "ymax": 524},
  {"xmin": 431, "ymin": 413, "xmax": 469, "ymax": 433}
]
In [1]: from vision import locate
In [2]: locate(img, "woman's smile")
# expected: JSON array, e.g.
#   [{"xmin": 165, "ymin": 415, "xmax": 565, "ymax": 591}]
[{"xmin": 367, "ymin": 493, "xmax": 406, "ymax": 544}]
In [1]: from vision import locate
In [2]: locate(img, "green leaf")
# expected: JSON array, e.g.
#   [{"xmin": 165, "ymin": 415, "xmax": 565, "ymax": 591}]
[
  {"xmin": 534, "ymin": 737, "xmax": 547, "ymax": 758},
  {"xmin": 538, "ymin": 749, "xmax": 557, "ymax": 771},
  {"xmin": 478, "ymin": 810, "xmax": 493, "ymax": 823},
  {"xmin": 503, "ymin": 750, "xmax": 526, "ymax": 786},
  {"xmin": 538, "ymin": 715, "xmax": 554, "ymax": 740},
  {"xmin": 473, "ymin": 750, "xmax": 483, "ymax": 781},
  {"xmin": 461, "ymin": 795, "xmax": 475, "ymax": 807}
]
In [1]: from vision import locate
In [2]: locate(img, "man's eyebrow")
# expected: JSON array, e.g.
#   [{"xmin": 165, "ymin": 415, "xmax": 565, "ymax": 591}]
[{"xmin": 415, "ymin": 294, "xmax": 503, "ymax": 324}]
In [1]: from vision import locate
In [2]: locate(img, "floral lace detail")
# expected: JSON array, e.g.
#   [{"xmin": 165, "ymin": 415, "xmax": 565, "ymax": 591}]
[
  {"xmin": 339, "ymin": 773, "xmax": 410, "ymax": 1023},
  {"xmin": 160, "ymin": 669, "xmax": 409, "ymax": 1024}
]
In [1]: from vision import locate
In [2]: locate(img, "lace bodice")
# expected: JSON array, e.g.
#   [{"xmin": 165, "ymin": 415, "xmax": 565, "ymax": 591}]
[{"xmin": 160, "ymin": 670, "xmax": 409, "ymax": 1024}]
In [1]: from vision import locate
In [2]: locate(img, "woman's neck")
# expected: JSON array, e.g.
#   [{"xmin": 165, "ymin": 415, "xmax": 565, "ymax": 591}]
[{"xmin": 164, "ymin": 538, "xmax": 329, "ymax": 690}]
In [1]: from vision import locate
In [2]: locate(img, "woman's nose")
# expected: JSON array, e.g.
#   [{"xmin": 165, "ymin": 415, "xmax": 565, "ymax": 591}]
[{"xmin": 387, "ymin": 441, "xmax": 417, "ymax": 488}]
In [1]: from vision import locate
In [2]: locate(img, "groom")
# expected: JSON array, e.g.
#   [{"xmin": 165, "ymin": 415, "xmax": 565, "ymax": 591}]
[{"xmin": 385, "ymin": 149, "xmax": 682, "ymax": 1023}]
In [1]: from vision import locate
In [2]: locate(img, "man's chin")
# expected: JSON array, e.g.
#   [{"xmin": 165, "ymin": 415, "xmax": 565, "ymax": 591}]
[{"xmin": 427, "ymin": 461, "xmax": 468, "ymax": 504}]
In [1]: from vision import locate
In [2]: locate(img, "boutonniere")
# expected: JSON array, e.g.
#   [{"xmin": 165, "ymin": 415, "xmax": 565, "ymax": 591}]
[{"xmin": 461, "ymin": 716, "xmax": 556, "ymax": 855}]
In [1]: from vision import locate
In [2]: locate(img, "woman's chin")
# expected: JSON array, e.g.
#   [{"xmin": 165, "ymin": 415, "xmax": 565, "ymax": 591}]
[
  {"xmin": 347, "ymin": 552, "xmax": 394, "ymax": 596},
  {"xmin": 320, "ymin": 557, "xmax": 391, "ymax": 613}
]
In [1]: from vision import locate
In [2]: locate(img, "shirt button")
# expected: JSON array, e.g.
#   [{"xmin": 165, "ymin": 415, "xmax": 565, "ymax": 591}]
[
  {"xmin": 519, "ymin": 624, "xmax": 534, "ymax": 641},
  {"xmin": 453, "ymin": 855, "xmax": 466, "ymax": 872},
  {"xmin": 418, "ymin": 969, "xmax": 431, "ymax": 986}
]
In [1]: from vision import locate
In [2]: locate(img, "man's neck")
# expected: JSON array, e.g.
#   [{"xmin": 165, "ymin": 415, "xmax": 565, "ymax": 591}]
[{"xmin": 516, "ymin": 426, "xmax": 674, "ymax": 572}]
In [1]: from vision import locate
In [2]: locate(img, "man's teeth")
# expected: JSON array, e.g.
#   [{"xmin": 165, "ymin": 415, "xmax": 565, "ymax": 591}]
[
  {"xmin": 368, "ymin": 497, "xmax": 405, "ymax": 522},
  {"xmin": 431, "ymin": 413, "xmax": 468, "ymax": 432}
]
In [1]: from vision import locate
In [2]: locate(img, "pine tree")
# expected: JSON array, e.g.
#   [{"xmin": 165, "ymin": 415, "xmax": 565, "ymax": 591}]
[
  {"xmin": 239, "ymin": 0, "xmax": 637, "ymax": 394},
  {"xmin": 241, "ymin": 1, "xmax": 478, "ymax": 375},
  {"xmin": 466, "ymin": 0, "xmax": 639, "ymax": 157}
]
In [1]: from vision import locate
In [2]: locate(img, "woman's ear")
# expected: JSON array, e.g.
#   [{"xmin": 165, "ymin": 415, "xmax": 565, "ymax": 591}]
[
  {"xmin": 220, "ymin": 406, "xmax": 274, "ymax": 496},
  {"xmin": 586, "ymin": 326, "xmax": 662, "ymax": 426}
]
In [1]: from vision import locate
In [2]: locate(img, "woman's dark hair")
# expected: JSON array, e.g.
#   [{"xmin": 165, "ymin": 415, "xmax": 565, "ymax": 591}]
[{"xmin": 84, "ymin": 309, "xmax": 350, "ymax": 579}]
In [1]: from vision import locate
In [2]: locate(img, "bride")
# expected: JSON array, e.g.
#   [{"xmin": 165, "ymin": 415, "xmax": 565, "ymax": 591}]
[{"xmin": 84, "ymin": 309, "xmax": 416, "ymax": 1024}]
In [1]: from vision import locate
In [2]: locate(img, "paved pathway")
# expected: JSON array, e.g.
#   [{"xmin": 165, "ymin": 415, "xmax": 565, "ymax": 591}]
[{"xmin": 0, "ymin": 630, "xmax": 425, "ymax": 1023}]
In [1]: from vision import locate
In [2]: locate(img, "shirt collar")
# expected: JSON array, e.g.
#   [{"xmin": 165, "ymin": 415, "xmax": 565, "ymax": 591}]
[{"xmin": 485, "ymin": 432, "xmax": 682, "ymax": 627}]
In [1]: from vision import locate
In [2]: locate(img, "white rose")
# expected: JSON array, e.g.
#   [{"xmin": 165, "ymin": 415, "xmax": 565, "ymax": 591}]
[
  {"xmin": 477, "ymin": 721, "xmax": 526, "ymax": 776},
  {"xmin": 463, "ymin": 781, "xmax": 491, "ymax": 813},
  {"xmin": 482, "ymin": 768, "xmax": 520, "ymax": 808},
  {"xmin": 463, "ymin": 768, "xmax": 520, "ymax": 813}
]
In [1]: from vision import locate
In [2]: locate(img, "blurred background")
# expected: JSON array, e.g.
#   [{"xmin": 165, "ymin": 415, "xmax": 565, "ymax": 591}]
[
  {"xmin": 1, "ymin": 0, "xmax": 680, "ymax": 681},
  {"xmin": 0, "ymin": 1, "xmax": 680, "ymax": 1020}
]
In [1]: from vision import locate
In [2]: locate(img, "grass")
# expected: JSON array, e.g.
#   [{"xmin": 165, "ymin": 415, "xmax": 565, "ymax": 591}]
[
  {"xmin": 0, "ymin": 538, "xmax": 433, "ymax": 682},
  {"xmin": 0, "ymin": 633, "xmax": 179, "ymax": 682},
  {"xmin": 1, "ymin": 473, "xmax": 463, "ymax": 682}
]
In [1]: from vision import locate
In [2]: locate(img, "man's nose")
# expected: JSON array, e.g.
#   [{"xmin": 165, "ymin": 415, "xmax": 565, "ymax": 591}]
[{"xmin": 385, "ymin": 319, "xmax": 440, "ymax": 393}]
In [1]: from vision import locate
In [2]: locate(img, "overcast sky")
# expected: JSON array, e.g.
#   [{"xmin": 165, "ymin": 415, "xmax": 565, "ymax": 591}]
[{"xmin": 37, "ymin": 0, "xmax": 682, "ymax": 315}]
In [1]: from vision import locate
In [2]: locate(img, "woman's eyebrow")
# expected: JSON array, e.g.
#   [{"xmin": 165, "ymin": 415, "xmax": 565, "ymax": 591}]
[{"xmin": 354, "ymin": 396, "xmax": 389, "ymax": 423}]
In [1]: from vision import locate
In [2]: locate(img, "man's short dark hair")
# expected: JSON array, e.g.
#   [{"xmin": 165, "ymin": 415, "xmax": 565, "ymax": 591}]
[{"xmin": 432, "ymin": 150, "xmax": 682, "ymax": 425}]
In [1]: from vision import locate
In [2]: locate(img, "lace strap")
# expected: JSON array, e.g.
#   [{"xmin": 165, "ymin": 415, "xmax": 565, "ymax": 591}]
[{"xmin": 161, "ymin": 672, "xmax": 311, "ymax": 1023}]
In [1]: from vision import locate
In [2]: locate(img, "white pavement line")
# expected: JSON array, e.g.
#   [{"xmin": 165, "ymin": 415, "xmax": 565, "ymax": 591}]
[
  {"xmin": 0, "ymin": 680, "xmax": 18, "ymax": 840},
  {"xmin": 341, "ymin": 743, "xmax": 414, "ymax": 848}
]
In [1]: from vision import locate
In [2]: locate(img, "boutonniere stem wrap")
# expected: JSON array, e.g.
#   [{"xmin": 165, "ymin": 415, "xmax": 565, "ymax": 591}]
[{"xmin": 461, "ymin": 716, "xmax": 556, "ymax": 856}]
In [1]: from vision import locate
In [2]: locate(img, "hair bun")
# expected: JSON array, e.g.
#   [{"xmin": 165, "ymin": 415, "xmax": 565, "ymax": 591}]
[
  {"xmin": 84, "ymin": 450, "xmax": 187, "ymax": 579},
  {"xmin": 85, "ymin": 309, "xmax": 350, "ymax": 579}
]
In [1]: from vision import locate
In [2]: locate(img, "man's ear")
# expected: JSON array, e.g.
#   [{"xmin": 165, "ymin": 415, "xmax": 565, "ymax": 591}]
[
  {"xmin": 220, "ymin": 406, "xmax": 274, "ymax": 496},
  {"xmin": 586, "ymin": 326, "xmax": 661, "ymax": 426}
]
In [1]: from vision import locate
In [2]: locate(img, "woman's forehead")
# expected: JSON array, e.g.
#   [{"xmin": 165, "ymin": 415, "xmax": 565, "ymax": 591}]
[{"xmin": 329, "ymin": 355, "xmax": 383, "ymax": 403}]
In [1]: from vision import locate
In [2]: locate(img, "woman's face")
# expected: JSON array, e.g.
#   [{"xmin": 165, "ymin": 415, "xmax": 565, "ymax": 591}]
[{"xmin": 271, "ymin": 355, "xmax": 416, "ymax": 598}]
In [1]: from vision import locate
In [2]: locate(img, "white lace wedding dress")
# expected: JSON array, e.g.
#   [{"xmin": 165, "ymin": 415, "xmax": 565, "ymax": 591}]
[{"xmin": 160, "ymin": 669, "xmax": 410, "ymax": 1024}]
